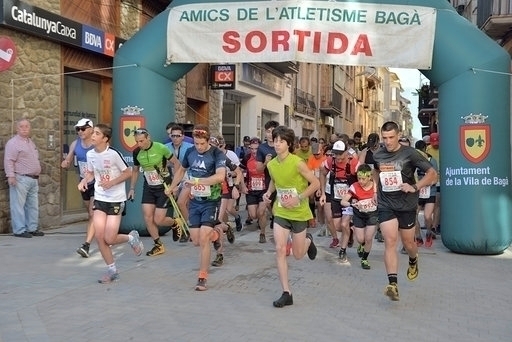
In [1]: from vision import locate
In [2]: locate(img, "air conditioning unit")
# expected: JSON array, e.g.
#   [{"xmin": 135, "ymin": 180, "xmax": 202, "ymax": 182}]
[{"xmin": 325, "ymin": 116, "xmax": 334, "ymax": 127}]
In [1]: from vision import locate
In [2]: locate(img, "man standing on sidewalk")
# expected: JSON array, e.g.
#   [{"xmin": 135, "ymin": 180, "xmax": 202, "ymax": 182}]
[{"xmin": 4, "ymin": 118, "xmax": 44, "ymax": 238}]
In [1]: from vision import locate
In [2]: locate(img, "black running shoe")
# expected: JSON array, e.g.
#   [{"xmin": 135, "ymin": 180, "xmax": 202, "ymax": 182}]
[
  {"xmin": 273, "ymin": 291, "xmax": 293, "ymax": 308},
  {"xmin": 306, "ymin": 233, "xmax": 317, "ymax": 260},
  {"xmin": 235, "ymin": 215, "xmax": 242, "ymax": 232}
]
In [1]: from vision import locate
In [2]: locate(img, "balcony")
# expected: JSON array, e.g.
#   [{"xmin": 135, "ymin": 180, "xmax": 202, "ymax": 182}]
[
  {"xmin": 295, "ymin": 89, "xmax": 316, "ymax": 118},
  {"xmin": 477, "ymin": 0, "xmax": 512, "ymax": 40},
  {"xmin": 319, "ymin": 86, "xmax": 342, "ymax": 117}
]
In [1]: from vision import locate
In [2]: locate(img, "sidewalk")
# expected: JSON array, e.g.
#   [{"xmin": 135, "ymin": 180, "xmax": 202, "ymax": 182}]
[{"xmin": 0, "ymin": 219, "xmax": 511, "ymax": 342}]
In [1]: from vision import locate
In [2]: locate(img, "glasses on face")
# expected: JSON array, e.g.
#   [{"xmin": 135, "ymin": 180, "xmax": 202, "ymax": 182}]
[
  {"xmin": 170, "ymin": 134, "xmax": 183, "ymax": 138},
  {"xmin": 76, "ymin": 126, "xmax": 89, "ymax": 132},
  {"xmin": 134, "ymin": 128, "xmax": 148, "ymax": 135}
]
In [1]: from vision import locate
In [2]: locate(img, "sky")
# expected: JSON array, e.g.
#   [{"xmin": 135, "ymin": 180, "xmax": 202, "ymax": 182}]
[{"xmin": 389, "ymin": 68, "xmax": 430, "ymax": 140}]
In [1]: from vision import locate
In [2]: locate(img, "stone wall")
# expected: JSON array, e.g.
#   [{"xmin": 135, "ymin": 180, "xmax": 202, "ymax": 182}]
[{"xmin": 0, "ymin": 29, "xmax": 61, "ymax": 233}]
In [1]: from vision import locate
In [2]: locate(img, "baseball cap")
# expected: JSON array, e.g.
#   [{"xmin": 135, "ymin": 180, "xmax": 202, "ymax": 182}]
[
  {"xmin": 311, "ymin": 142, "xmax": 320, "ymax": 155},
  {"xmin": 332, "ymin": 141, "xmax": 346, "ymax": 153},
  {"xmin": 75, "ymin": 118, "xmax": 93, "ymax": 128},
  {"xmin": 422, "ymin": 135, "xmax": 431, "ymax": 144},
  {"xmin": 430, "ymin": 132, "xmax": 439, "ymax": 147},
  {"xmin": 366, "ymin": 133, "xmax": 379, "ymax": 148},
  {"xmin": 243, "ymin": 135, "xmax": 251, "ymax": 142}
]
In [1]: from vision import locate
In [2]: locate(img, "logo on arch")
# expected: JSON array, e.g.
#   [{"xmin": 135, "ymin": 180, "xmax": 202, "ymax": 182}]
[
  {"xmin": 460, "ymin": 124, "xmax": 490, "ymax": 163},
  {"xmin": 120, "ymin": 105, "xmax": 145, "ymax": 152}
]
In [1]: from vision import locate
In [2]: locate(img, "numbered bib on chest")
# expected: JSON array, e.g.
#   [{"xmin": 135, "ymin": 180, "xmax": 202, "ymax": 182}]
[
  {"xmin": 144, "ymin": 170, "xmax": 163, "ymax": 186},
  {"xmin": 191, "ymin": 184, "xmax": 211, "ymax": 197},
  {"xmin": 419, "ymin": 186, "xmax": 431, "ymax": 199},
  {"xmin": 357, "ymin": 198, "xmax": 377, "ymax": 213},
  {"xmin": 78, "ymin": 161, "xmax": 88, "ymax": 178},
  {"xmin": 379, "ymin": 171, "xmax": 403, "ymax": 192},
  {"xmin": 251, "ymin": 177, "xmax": 264, "ymax": 191},
  {"xmin": 276, "ymin": 188, "xmax": 299, "ymax": 207},
  {"xmin": 333, "ymin": 182, "xmax": 349, "ymax": 199}
]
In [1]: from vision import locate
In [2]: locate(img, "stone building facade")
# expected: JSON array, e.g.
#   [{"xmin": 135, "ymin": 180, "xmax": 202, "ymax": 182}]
[{"xmin": 0, "ymin": 0, "xmax": 222, "ymax": 232}]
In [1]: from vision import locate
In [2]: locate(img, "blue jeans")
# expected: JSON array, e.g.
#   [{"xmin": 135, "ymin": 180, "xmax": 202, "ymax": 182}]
[{"xmin": 9, "ymin": 175, "xmax": 39, "ymax": 234}]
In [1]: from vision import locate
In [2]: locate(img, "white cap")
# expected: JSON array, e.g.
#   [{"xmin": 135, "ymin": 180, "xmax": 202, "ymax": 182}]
[
  {"xmin": 75, "ymin": 118, "xmax": 94, "ymax": 127},
  {"xmin": 422, "ymin": 135, "xmax": 430, "ymax": 144},
  {"xmin": 332, "ymin": 141, "xmax": 346, "ymax": 153}
]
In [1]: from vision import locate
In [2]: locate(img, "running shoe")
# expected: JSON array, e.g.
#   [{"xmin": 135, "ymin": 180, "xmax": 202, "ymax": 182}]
[
  {"xmin": 226, "ymin": 222, "xmax": 235, "ymax": 244},
  {"xmin": 306, "ymin": 233, "xmax": 317, "ymax": 260},
  {"xmin": 211, "ymin": 254, "xmax": 224, "ymax": 267},
  {"xmin": 416, "ymin": 237, "xmax": 424, "ymax": 247},
  {"xmin": 273, "ymin": 291, "xmax": 293, "ymax": 308},
  {"xmin": 317, "ymin": 227, "xmax": 326, "ymax": 237},
  {"xmin": 338, "ymin": 249, "xmax": 348, "ymax": 263},
  {"xmin": 425, "ymin": 232, "xmax": 433, "ymax": 248},
  {"xmin": 171, "ymin": 217, "xmax": 186, "ymax": 242},
  {"xmin": 179, "ymin": 234, "xmax": 189, "ymax": 243},
  {"xmin": 195, "ymin": 278, "xmax": 207, "ymax": 291},
  {"xmin": 357, "ymin": 244, "xmax": 364, "ymax": 258},
  {"xmin": 259, "ymin": 233, "xmax": 266, "ymax": 243},
  {"xmin": 400, "ymin": 246, "xmax": 408, "ymax": 255},
  {"xmin": 407, "ymin": 255, "xmax": 419, "ymax": 281},
  {"xmin": 385, "ymin": 283, "xmax": 399, "ymax": 301},
  {"xmin": 245, "ymin": 218, "xmax": 253, "ymax": 226},
  {"xmin": 348, "ymin": 229, "xmax": 354, "ymax": 248},
  {"xmin": 128, "ymin": 230, "xmax": 143, "ymax": 256},
  {"xmin": 146, "ymin": 242, "xmax": 165, "ymax": 256},
  {"xmin": 361, "ymin": 259, "xmax": 371, "ymax": 270},
  {"xmin": 98, "ymin": 271, "xmax": 119, "ymax": 284},
  {"xmin": 234, "ymin": 215, "xmax": 242, "ymax": 232},
  {"xmin": 329, "ymin": 238, "xmax": 340, "ymax": 248},
  {"xmin": 375, "ymin": 229, "xmax": 384, "ymax": 242},
  {"xmin": 77, "ymin": 243, "xmax": 90, "ymax": 258}
]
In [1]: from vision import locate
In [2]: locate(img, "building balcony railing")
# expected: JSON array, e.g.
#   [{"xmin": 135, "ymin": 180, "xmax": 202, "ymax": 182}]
[
  {"xmin": 477, "ymin": 0, "xmax": 512, "ymax": 39},
  {"xmin": 319, "ymin": 86, "xmax": 342, "ymax": 117},
  {"xmin": 294, "ymin": 88, "xmax": 316, "ymax": 118}
]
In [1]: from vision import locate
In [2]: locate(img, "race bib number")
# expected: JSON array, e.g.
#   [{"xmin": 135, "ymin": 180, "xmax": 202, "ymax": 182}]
[
  {"xmin": 357, "ymin": 198, "xmax": 377, "ymax": 213},
  {"xmin": 333, "ymin": 183, "xmax": 349, "ymax": 199},
  {"xmin": 78, "ymin": 161, "xmax": 88, "ymax": 178},
  {"xmin": 276, "ymin": 188, "xmax": 299, "ymax": 207},
  {"xmin": 379, "ymin": 171, "xmax": 403, "ymax": 192},
  {"xmin": 144, "ymin": 170, "xmax": 163, "ymax": 186},
  {"xmin": 419, "ymin": 186, "xmax": 431, "ymax": 199},
  {"xmin": 191, "ymin": 184, "xmax": 211, "ymax": 197},
  {"xmin": 98, "ymin": 169, "xmax": 112, "ymax": 183},
  {"xmin": 250, "ymin": 177, "xmax": 264, "ymax": 191}
]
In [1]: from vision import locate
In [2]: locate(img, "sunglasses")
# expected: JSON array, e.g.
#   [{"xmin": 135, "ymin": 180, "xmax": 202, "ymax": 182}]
[
  {"xmin": 170, "ymin": 134, "xmax": 183, "ymax": 138},
  {"xmin": 134, "ymin": 128, "xmax": 148, "ymax": 135},
  {"xmin": 193, "ymin": 129, "xmax": 209, "ymax": 138},
  {"xmin": 75, "ymin": 126, "xmax": 90, "ymax": 132}
]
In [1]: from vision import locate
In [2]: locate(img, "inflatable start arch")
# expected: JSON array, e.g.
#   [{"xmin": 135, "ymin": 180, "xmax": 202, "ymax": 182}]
[{"xmin": 112, "ymin": 0, "xmax": 512, "ymax": 254}]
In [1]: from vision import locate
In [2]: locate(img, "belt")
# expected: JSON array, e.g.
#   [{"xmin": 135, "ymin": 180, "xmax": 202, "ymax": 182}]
[{"xmin": 19, "ymin": 174, "xmax": 39, "ymax": 179}]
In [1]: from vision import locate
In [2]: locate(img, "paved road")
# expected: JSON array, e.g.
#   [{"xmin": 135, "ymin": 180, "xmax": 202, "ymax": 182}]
[{"xmin": 1, "ymin": 218, "xmax": 511, "ymax": 342}]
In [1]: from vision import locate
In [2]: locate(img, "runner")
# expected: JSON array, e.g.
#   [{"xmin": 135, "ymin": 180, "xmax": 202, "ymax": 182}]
[
  {"xmin": 339, "ymin": 164, "xmax": 378, "ymax": 269},
  {"xmin": 128, "ymin": 128, "xmax": 184, "ymax": 256},
  {"xmin": 78, "ymin": 124, "xmax": 143, "ymax": 284},
  {"xmin": 263, "ymin": 126, "xmax": 319, "ymax": 308},
  {"xmin": 61, "ymin": 118, "xmax": 95, "ymax": 257},
  {"xmin": 167, "ymin": 124, "xmax": 226, "ymax": 291},
  {"xmin": 372, "ymin": 121, "xmax": 437, "ymax": 301},
  {"xmin": 255, "ymin": 120, "xmax": 279, "ymax": 243}
]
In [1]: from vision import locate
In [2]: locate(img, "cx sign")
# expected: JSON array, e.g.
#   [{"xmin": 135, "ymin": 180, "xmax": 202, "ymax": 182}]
[{"xmin": 210, "ymin": 64, "xmax": 235, "ymax": 89}]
